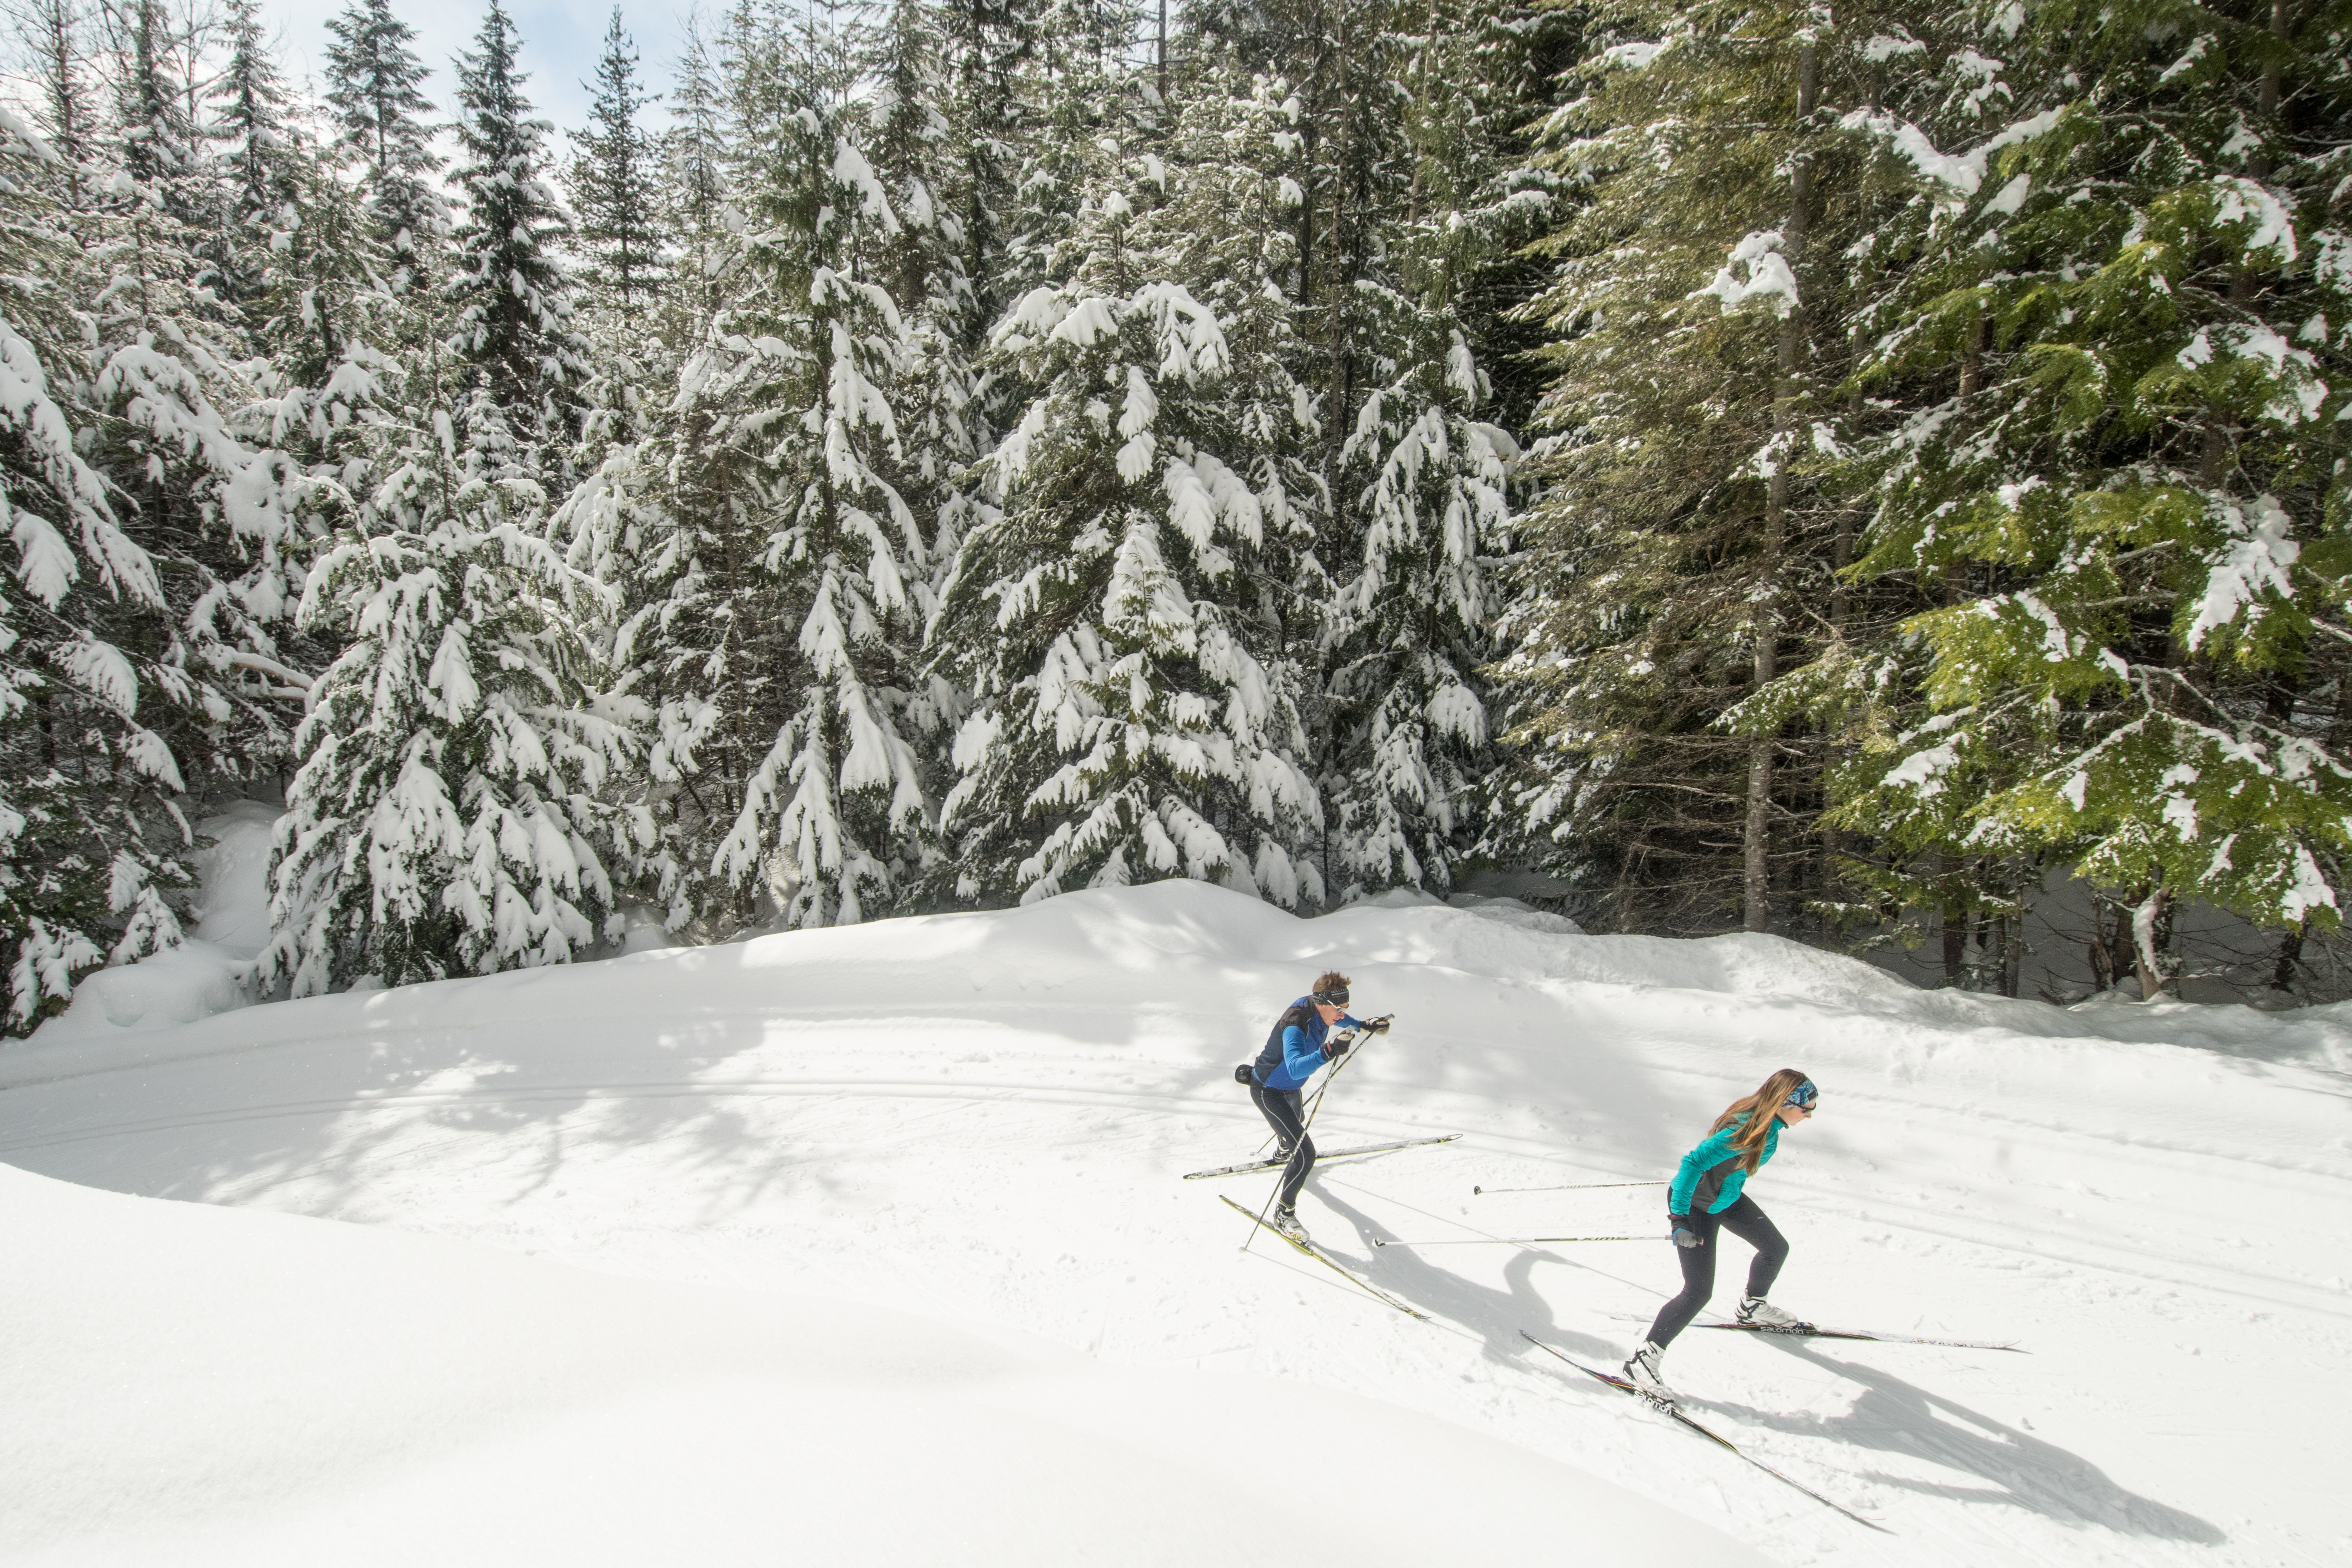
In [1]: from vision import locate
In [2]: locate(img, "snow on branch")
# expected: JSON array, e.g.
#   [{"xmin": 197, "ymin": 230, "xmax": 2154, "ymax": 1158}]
[
  {"xmin": 2187, "ymin": 496, "xmax": 2298, "ymax": 653},
  {"xmin": 1838, "ymin": 106, "xmax": 2063, "ymax": 198},
  {"xmin": 1693, "ymin": 231, "xmax": 1799, "ymax": 318}
]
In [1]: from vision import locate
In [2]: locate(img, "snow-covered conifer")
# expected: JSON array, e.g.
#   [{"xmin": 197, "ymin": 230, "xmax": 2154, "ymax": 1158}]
[
  {"xmin": 863, "ymin": 0, "xmax": 987, "ymax": 583},
  {"xmin": 323, "ymin": 0, "xmax": 448, "ymax": 298},
  {"xmin": 933, "ymin": 88, "xmax": 1324, "ymax": 907},
  {"xmin": 1317, "ymin": 4, "xmax": 1550, "ymax": 903},
  {"xmin": 935, "ymin": 0, "xmax": 1030, "ymax": 334},
  {"xmin": 572, "ymin": 8, "xmax": 666, "ymax": 317},
  {"xmin": 1497, "ymin": 6, "xmax": 1874, "ymax": 934},
  {"xmin": 79, "ymin": 0, "xmax": 306, "ymax": 796},
  {"xmin": 695, "ymin": 23, "xmax": 933, "ymax": 928},
  {"xmin": 444, "ymin": 0, "xmax": 591, "ymax": 482},
  {"xmin": 1775, "ymin": 0, "xmax": 2352, "ymax": 992},
  {"xmin": 261, "ymin": 376, "xmax": 642, "ymax": 993},
  {"xmin": 0, "ymin": 103, "xmax": 197, "ymax": 1031},
  {"xmin": 204, "ymin": 0, "xmax": 300, "ymax": 314}
]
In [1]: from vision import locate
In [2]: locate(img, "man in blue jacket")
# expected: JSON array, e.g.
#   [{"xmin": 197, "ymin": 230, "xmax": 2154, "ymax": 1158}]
[{"xmin": 1246, "ymin": 971, "xmax": 1387, "ymax": 1241}]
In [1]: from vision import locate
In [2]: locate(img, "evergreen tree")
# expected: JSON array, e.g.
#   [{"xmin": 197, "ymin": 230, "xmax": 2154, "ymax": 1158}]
[
  {"xmin": 702, "ymin": 19, "xmax": 933, "ymax": 927},
  {"xmin": 0, "ymin": 103, "xmax": 195, "ymax": 1032},
  {"xmin": 936, "ymin": 0, "xmax": 1031, "ymax": 339},
  {"xmin": 1497, "ymin": 5, "xmax": 1879, "ymax": 934},
  {"xmin": 933, "ymin": 85, "xmax": 1324, "ymax": 906},
  {"xmin": 561, "ymin": 9, "xmax": 937, "ymax": 936},
  {"xmin": 261, "ymin": 372, "xmax": 642, "ymax": 993},
  {"xmin": 85, "ymin": 0, "xmax": 301, "ymax": 807},
  {"xmin": 998, "ymin": 0, "xmax": 1137, "ymax": 298},
  {"xmin": 444, "ymin": 0, "xmax": 590, "ymax": 482},
  {"xmin": 572, "ymin": 8, "xmax": 666, "ymax": 314},
  {"xmin": 547, "ymin": 5, "xmax": 772, "ymax": 940},
  {"xmin": 322, "ymin": 0, "xmax": 447, "ymax": 297},
  {"xmin": 204, "ymin": 0, "xmax": 299, "ymax": 314},
  {"xmin": 9, "ymin": 0, "xmax": 101, "ymax": 204},
  {"xmin": 864, "ymin": 0, "xmax": 987, "ymax": 585},
  {"xmin": 1760, "ymin": 0, "xmax": 2352, "ymax": 994},
  {"xmin": 656, "ymin": 11, "xmax": 732, "ymax": 346},
  {"xmin": 240, "ymin": 105, "xmax": 405, "ymax": 604},
  {"xmin": 1318, "ymin": 1, "xmax": 1554, "ymax": 901}
]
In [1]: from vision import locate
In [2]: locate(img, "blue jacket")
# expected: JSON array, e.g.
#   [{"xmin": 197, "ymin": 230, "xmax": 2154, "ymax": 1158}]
[
  {"xmin": 1251, "ymin": 999, "xmax": 1366, "ymax": 1092},
  {"xmin": 1667, "ymin": 1114, "xmax": 1780, "ymax": 1216}
]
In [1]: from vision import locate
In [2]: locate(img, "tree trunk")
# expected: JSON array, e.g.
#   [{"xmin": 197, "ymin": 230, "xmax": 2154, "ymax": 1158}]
[
  {"xmin": 2271, "ymin": 913, "xmax": 2307, "ymax": 994},
  {"xmin": 1745, "ymin": 41, "xmax": 1817, "ymax": 934},
  {"xmin": 1940, "ymin": 852, "xmax": 1965, "ymax": 985},
  {"xmin": 2132, "ymin": 883, "xmax": 2175, "ymax": 1000},
  {"xmin": 2001, "ymin": 901, "xmax": 2025, "ymax": 998}
]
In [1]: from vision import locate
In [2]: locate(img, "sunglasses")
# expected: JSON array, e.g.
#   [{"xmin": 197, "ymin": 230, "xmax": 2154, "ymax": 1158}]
[{"xmin": 1787, "ymin": 1083, "xmax": 1819, "ymax": 1111}]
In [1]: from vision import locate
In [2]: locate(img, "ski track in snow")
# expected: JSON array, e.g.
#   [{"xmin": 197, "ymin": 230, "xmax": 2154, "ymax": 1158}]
[{"xmin": 4, "ymin": 882, "xmax": 2349, "ymax": 1566}]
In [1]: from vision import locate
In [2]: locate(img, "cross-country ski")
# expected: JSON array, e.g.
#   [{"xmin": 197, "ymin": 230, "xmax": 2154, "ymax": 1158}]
[
  {"xmin": 1182, "ymin": 1133, "xmax": 1460, "ymax": 1181},
  {"xmin": 1218, "ymin": 1195, "xmax": 1430, "ymax": 1320},
  {"xmin": 1519, "ymin": 1333, "xmax": 1888, "ymax": 1533},
  {"xmin": 1694, "ymin": 1320, "xmax": 2025, "ymax": 1353}
]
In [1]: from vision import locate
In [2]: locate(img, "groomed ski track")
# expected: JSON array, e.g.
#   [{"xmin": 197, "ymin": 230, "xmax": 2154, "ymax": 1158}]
[{"xmin": 4, "ymin": 880, "xmax": 2348, "ymax": 1567}]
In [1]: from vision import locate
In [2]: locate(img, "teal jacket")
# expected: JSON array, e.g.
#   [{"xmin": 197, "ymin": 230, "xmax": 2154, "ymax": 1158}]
[{"xmin": 1668, "ymin": 1114, "xmax": 1779, "ymax": 1216}]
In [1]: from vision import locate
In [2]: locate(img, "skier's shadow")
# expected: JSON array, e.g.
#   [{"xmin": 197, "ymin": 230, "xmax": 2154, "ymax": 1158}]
[
  {"xmin": 1696, "ymin": 1337, "xmax": 2224, "ymax": 1543},
  {"xmin": 1303, "ymin": 1182, "xmax": 1622, "ymax": 1364}
]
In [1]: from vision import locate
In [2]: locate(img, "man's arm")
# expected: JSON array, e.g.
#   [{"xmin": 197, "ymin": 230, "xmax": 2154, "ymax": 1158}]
[{"xmin": 1280, "ymin": 1024, "xmax": 1326, "ymax": 1081}]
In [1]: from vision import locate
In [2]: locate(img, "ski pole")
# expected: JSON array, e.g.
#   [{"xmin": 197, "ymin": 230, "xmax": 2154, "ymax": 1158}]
[
  {"xmin": 1248, "ymin": 1030, "xmax": 1354, "ymax": 1158},
  {"xmin": 1251, "ymin": 1014, "xmax": 1392, "ymax": 1156},
  {"xmin": 1301, "ymin": 1015, "xmax": 1391, "ymax": 1135},
  {"xmin": 1241, "ymin": 1035, "xmax": 1355, "ymax": 1247},
  {"xmin": 1253, "ymin": 1025, "xmax": 1356, "ymax": 1157},
  {"xmin": 1241, "ymin": 1015, "xmax": 1394, "ymax": 1250},
  {"xmin": 1473, "ymin": 1180, "xmax": 1666, "ymax": 1195},
  {"xmin": 1372, "ymin": 1234, "xmax": 1656, "ymax": 1248}
]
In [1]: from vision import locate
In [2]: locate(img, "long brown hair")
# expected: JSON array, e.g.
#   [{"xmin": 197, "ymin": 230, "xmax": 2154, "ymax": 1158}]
[{"xmin": 1709, "ymin": 1068, "xmax": 1811, "ymax": 1174}]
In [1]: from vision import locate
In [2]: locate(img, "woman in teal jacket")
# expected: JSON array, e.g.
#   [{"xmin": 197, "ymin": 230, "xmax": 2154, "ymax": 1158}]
[{"xmin": 1622, "ymin": 1069, "xmax": 1818, "ymax": 1395}]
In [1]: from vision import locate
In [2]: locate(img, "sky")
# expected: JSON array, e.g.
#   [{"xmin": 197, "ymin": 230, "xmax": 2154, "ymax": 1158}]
[{"xmin": 262, "ymin": 0, "xmax": 700, "ymax": 141}]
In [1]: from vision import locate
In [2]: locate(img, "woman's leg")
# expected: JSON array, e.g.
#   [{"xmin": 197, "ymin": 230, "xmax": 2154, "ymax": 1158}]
[
  {"xmin": 1643, "ymin": 1208, "xmax": 1723, "ymax": 1346},
  {"xmin": 1250, "ymin": 1085, "xmax": 1315, "ymax": 1209},
  {"xmin": 1715, "ymin": 1196, "xmax": 1789, "ymax": 1298}
]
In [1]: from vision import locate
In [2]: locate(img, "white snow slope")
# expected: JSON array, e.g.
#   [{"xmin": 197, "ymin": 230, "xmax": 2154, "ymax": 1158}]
[{"xmin": 3, "ymin": 881, "xmax": 2348, "ymax": 1566}]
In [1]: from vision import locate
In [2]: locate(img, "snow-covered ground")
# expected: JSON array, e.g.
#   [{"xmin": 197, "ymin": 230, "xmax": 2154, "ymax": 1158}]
[{"xmin": 5, "ymin": 879, "xmax": 2349, "ymax": 1565}]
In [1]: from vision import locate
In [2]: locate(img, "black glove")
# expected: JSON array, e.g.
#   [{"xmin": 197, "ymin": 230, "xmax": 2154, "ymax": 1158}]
[
  {"xmin": 1323, "ymin": 1034, "xmax": 1354, "ymax": 1061},
  {"xmin": 1668, "ymin": 1214, "xmax": 1702, "ymax": 1249},
  {"xmin": 1366, "ymin": 1016, "xmax": 1392, "ymax": 1034}
]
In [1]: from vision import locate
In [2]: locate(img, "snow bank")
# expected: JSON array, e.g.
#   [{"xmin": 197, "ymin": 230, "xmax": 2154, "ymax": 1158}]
[
  {"xmin": 26, "ymin": 801, "xmax": 277, "ymax": 1045},
  {"xmin": 23, "ymin": 941, "xmax": 248, "ymax": 1042},
  {"xmin": 189, "ymin": 799, "xmax": 278, "ymax": 957},
  {"xmin": 0, "ymin": 1162, "xmax": 1755, "ymax": 1567}
]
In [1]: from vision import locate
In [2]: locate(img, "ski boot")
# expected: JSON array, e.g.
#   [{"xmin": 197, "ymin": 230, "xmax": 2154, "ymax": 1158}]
[
  {"xmin": 1621, "ymin": 1340, "xmax": 1672, "ymax": 1398},
  {"xmin": 1738, "ymin": 1294, "xmax": 1805, "ymax": 1330}
]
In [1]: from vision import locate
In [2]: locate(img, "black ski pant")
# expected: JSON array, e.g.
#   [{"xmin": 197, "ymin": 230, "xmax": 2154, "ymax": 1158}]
[
  {"xmin": 1645, "ymin": 1195, "xmax": 1788, "ymax": 1348},
  {"xmin": 1248, "ymin": 1082, "xmax": 1315, "ymax": 1211}
]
